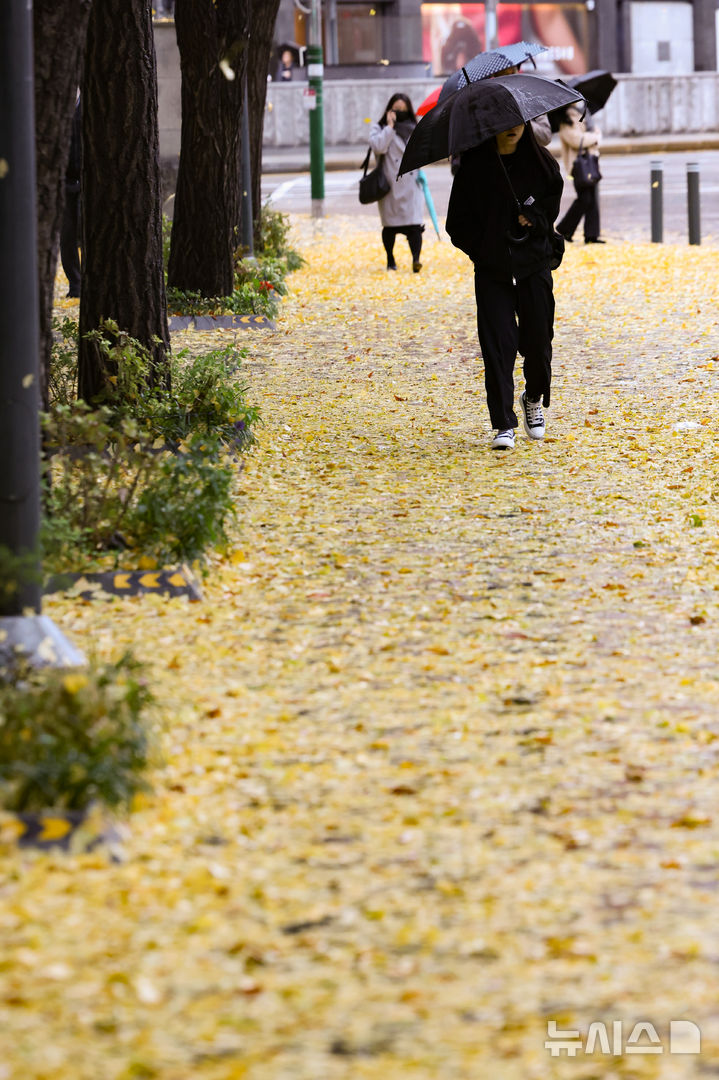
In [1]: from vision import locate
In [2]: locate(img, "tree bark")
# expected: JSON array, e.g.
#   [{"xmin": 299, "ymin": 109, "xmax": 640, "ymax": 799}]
[
  {"xmin": 33, "ymin": 0, "xmax": 91, "ymax": 410},
  {"xmin": 167, "ymin": 0, "xmax": 249, "ymax": 296},
  {"xmin": 248, "ymin": 0, "xmax": 281, "ymax": 251},
  {"xmin": 78, "ymin": 0, "xmax": 170, "ymax": 404}
]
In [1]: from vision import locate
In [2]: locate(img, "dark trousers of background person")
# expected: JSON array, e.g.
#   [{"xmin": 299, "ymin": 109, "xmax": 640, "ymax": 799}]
[
  {"xmin": 60, "ymin": 186, "xmax": 82, "ymax": 298},
  {"xmin": 557, "ymin": 182, "xmax": 600, "ymax": 242},
  {"xmin": 474, "ymin": 268, "xmax": 554, "ymax": 431},
  {"xmin": 382, "ymin": 224, "xmax": 424, "ymax": 267}
]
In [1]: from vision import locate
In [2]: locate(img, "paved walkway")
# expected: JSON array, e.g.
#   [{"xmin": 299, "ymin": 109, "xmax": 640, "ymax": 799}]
[{"xmin": 16, "ymin": 220, "xmax": 719, "ymax": 1078}]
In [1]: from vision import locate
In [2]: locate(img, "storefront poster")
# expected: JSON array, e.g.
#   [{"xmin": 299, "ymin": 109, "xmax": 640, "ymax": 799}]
[{"xmin": 421, "ymin": 3, "xmax": 589, "ymax": 76}]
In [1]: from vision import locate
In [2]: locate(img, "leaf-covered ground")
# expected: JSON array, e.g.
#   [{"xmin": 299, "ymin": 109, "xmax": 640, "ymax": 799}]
[{"xmin": 3, "ymin": 220, "xmax": 719, "ymax": 1079}]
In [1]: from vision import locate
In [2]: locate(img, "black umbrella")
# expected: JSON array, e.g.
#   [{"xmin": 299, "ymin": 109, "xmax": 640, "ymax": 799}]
[
  {"xmin": 277, "ymin": 41, "xmax": 304, "ymax": 66},
  {"xmin": 437, "ymin": 41, "xmax": 548, "ymax": 105},
  {"xmin": 549, "ymin": 70, "xmax": 617, "ymax": 131},
  {"xmin": 569, "ymin": 69, "xmax": 617, "ymax": 112},
  {"xmin": 398, "ymin": 73, "xmax": 584, "ymax": 177}
]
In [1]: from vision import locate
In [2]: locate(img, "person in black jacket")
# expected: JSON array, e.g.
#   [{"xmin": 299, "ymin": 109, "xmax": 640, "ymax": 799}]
[
  {"xmin": 446, "ymin": 122, "xmax": 563, "ymax": 449},
  {"xmin": 60, "ymin": 95, "xmax": 82, "ymax": 299}
]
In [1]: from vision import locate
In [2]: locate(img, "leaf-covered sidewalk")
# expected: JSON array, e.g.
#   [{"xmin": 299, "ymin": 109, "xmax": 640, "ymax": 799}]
[{"xmin": 4, "ymin": 221, "xmax": 719, "ymax": 1079}]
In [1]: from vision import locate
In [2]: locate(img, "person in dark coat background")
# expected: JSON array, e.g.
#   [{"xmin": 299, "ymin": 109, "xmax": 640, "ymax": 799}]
[
  {"xmin": 446, "ymin": 122, "xmax": 563, "ymax": 449},
  {"xmin": 556, "ymin": 103, "xmax": 603, "ymax": 244},
  {"xmin": 60, "ymin": 94, "xmax": 82, "ymax": 299}
]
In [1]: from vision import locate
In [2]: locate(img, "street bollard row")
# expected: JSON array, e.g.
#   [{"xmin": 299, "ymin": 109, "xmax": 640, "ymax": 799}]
[{"xmin": 650, "ymin": 161, "xmax": 701, "ymax": 245}]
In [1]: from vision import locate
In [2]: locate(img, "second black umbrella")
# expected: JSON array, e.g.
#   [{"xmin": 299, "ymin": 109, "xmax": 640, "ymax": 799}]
[{"xmin": 549, "ymin": 70, "xmax": 617, "ymax": 130}]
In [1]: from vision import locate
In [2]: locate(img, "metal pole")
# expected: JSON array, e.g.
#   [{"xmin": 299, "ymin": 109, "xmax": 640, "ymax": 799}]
[
  {"xmin": 0, "ymin": 0, "xmax": 42, "ymax": 615},
  {"xmin": 594, "ymin": 0, "xmax": 619, "ymax": 71},
  {"xmin": 692, "ymin": 0, "xmax": 717, "ymax": 71},
  {"xmin": 307, "ymin": 0, "xmax": 325, "ymax": 216},
  {"xmin": 485, "ymin": 0, "xmax": 498, "ymax": 50},
  {"xmin": 687, "ymin": 162, "xmax": 701, "ymax": 245},
  {"xmin": 650, "ymin": 159, "xmax": 663, "ymax": 243},
  {"xmin": 241, "ymin": 68, "xmax": 254, "ymax": 257},
  {"xmin": 0, "ymin": 0, "xmax": 84, "ymax": 670},
  {"xmin": 326, "ymin": 0, "xmax": 338, "ymax": 66}
]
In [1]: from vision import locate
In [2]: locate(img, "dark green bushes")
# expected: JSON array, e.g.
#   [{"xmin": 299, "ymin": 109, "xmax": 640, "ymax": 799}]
[
  {"xmin": 0, "ymin": 654, "xmax": 154, "ymax": 813},
  {"xmin": 43, "ymin": 322, "xmax": 259, "ymax": 571},
  {"xmin": 166, "ymin": 203, "xmax": 304, "ymax": 318}
]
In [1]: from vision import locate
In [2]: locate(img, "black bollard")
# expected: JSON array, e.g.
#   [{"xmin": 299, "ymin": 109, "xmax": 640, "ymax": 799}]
[
  {"xmin": 650, "ymin": 160, "xmax": 663, "ymax": 243},
  {"xmin": 687, "ymin": 162, "xmax": 701, "ymax": 246}
]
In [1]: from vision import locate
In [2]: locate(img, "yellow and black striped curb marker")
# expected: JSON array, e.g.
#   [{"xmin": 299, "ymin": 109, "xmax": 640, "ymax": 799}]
[
  {"xmin": 0, "ymin": 810, "xmax": 122, "ymax": 852},
  {"xmin": 44, "ymin": 566, "xmax": 202, "ymax": 601},
  {"xmin": 169, "ymin": 314, "xmax": 275, "ymax": 331}
]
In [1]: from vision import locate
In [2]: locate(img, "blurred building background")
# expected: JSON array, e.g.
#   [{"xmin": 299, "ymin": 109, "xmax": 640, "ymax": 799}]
[
  {"xmin": 154, "ymin": 2, "xmax": 719, "ymax": 165},
  {"xmin": 270, "ymin": 0, "xmax": 717, "ymax": 77}
]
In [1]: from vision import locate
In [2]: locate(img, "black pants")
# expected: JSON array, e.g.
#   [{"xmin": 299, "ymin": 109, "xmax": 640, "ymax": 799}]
[
  {"xmin": 557, "ymin": 182, "xmax": 600, "ymax": 241},
  {"xmin": 60, "ymin": 188, "xmax": 82, "ymax": 297},
  {"xmin": 382, "ymin": 224, "xmax": 424, "ymax": 266},
  {"xmin": 474, "ymin": 268, "xmax": 554, "ymax": 431}
]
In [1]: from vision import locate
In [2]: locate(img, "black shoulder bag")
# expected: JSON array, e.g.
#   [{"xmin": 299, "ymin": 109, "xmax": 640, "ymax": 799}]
[
  {"xmin": 358, "ymin": 147, "xmax": 391, "ymax": 205},
  {"xmin": 497, "ymin": 158, "xmax": 565, "ymax": 273}
]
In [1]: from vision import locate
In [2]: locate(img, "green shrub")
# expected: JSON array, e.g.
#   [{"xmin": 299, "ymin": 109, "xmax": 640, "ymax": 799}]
[
  {"xmin": 162, "ymin": 212, "xmax": 172, "ymax": 280},
  {"xmin": 166, "ymin": 282, "xmax": 279, "ymax": 319},
  {"xmin": 0, "ymin": 653, "xmax": 155, "ymax": 812},
  {"xmin": 128, "ymin": 434, "xmax": 236, "ymax": 563},
  {"xmin": 259, "ymin": 203, "xmax": 304, "ymax": 271},
  {"xmin": 66, "ymin": 323, "xmax": 260, "ymax": 454},
  {"xmin": 48, "ymin": 317, "xmax": 79, "ymax": 406},
  {"xmin": 42, "ymin": 404, "xmax": 157, "ymax": 563},
  {"xmin": 42, "ymin": 406, "xmax": 238, "ymax": 570},
  {"xmin": 83, "ymin": 322, "xmax": 154, "ymax": 407},
  {"xmin": 42, "ymin": 326, "xmax": 258, "ymax": 571},
  {"xmin": 165, "ymin": 346, "xmax": 260, "ymax": 454},
  {"xmin": 163, "ymin": 204, "xmax": 304, "ymax": 318}
]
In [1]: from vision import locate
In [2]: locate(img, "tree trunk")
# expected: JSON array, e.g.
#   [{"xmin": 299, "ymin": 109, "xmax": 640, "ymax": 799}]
[
  {"xmin": 167, "ymin": 0, "xmax": 249, "ymax": 297},
  {"xmin": 33, "ymin": 0, "xmax": 91, "ymax": 410},
  {"xmin": 248, "ymin": 0, "xmax": 281, "ymax": 251},
  {"xmin": 78, "ymin": 0, "xmax": 170, "ymax": 404}
]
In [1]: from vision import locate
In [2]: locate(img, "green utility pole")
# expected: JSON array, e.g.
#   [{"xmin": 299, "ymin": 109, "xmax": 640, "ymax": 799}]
[{"xmin": 307, "ymin": 0, "xmax": 325, "ymax": 216}]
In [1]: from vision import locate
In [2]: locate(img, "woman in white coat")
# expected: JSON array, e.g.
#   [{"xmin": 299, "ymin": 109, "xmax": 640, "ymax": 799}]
[{"xmin": 368, "ymin": 94, "xmax": 425, "ymax": 271}]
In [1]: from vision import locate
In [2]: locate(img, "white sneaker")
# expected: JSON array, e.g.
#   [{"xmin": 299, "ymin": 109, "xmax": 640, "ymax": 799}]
[
  {"xmin": 491, "ymin": 429, "xmax": 515, "ymax": 450},
  {"xmin": 520, "ymin": 391, "xmax": 545, "ymax": 439}
]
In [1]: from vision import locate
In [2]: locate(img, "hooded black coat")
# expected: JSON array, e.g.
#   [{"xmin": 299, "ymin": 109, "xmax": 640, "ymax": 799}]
[{"xmin": 446, "ymin": 125, "xmax": 563, "ymax": 282}]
